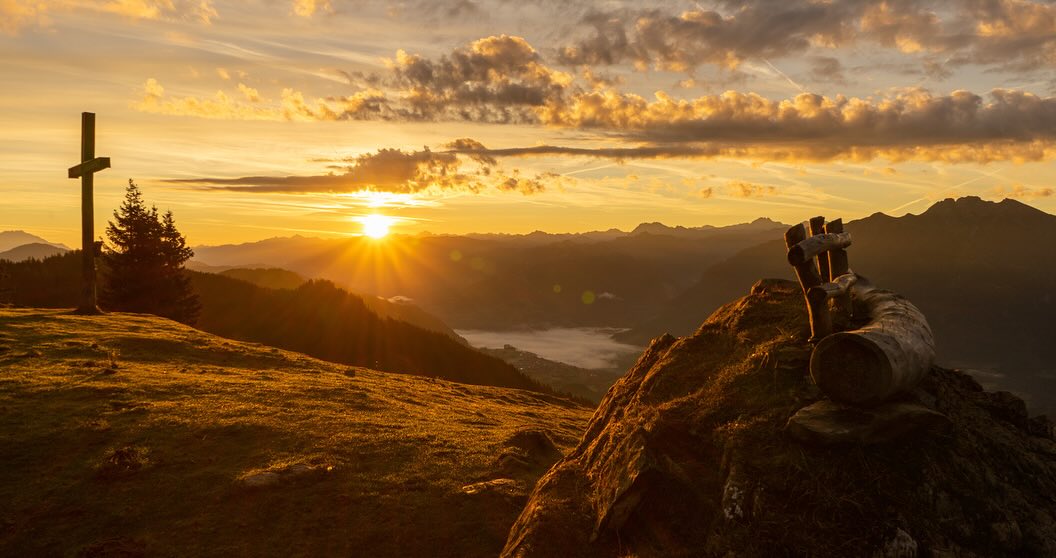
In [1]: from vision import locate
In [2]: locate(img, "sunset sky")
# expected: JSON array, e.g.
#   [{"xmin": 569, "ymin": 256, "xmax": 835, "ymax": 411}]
[{"xmin": 3, "ymin": 0, "xmax": 1056, "ymax": 246}]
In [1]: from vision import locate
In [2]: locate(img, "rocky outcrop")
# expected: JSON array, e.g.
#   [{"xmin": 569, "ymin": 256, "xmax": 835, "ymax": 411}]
[{"xmin": 503, "ymin": 279, "xmax": 1056, "ymax": 557}]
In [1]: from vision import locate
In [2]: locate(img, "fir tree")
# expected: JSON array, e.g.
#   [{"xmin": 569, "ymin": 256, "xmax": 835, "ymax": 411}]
[{"xmin": 101, "ymin": 179, "xmax": 200, "ymax": 324}]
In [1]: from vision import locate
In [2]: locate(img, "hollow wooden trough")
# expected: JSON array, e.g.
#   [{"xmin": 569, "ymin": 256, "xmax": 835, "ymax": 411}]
[
  {"xmin": 785, "ymin": 217, "xmax": 935, "ymax": 406},
  {"xmin": 809, "ymin": 277, "xmax": 935, "ymax": 406}
]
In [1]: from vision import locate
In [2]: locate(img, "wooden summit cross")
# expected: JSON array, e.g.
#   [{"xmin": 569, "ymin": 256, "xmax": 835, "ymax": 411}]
[{"xmin": 67, "ymin": 112, "xmax": 110, "ymax": 314}]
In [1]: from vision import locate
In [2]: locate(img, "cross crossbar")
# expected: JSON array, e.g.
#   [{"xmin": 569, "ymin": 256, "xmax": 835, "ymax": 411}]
[{"xmin": 68, "ymin": 157, "xmax": 111, "ymax": 179}]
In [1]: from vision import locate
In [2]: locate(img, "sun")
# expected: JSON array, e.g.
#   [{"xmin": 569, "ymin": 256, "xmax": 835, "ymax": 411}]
[{"xmin": 360, "ymin": 214, "xmax": 394, "ymax": 239}]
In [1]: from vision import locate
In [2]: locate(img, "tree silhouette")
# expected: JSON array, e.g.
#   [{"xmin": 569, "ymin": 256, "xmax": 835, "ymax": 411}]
[{"xmin": 101, "ymin": 179, "xmax": 200, "ymax": 324}]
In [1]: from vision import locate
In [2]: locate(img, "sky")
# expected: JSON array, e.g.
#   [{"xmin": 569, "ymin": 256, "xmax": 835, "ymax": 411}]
[{"xmin": 2, "ymin": 0, "xmax": 1056, "ymax": 246}]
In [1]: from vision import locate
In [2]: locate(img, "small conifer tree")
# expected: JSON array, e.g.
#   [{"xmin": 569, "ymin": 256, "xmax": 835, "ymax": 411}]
[{"xmin": 101, "ymin": 179, "xmax": 200, "ymax": 324}]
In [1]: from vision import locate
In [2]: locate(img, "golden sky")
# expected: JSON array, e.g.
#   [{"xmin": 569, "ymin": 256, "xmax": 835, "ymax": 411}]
[{"xmin": 3, "ymin": 0, "xmax": 1056, "ymax": 246}]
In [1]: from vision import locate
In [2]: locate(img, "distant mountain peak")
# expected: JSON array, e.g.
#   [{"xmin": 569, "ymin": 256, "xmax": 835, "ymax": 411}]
[
  {"xmin": 0, "ymin": 230, "xmax": 69, "ymax": 252},
  {"xmin": 922, "ymin": 196, "xmax": 1048, "ymax": 220},
  {"xmin": 630, "ymin": 222, "xmax": 679, "ymax": 235},
  {"xmin": 0, "ymin": 242, "xmax": 69, "ymax": 263}
]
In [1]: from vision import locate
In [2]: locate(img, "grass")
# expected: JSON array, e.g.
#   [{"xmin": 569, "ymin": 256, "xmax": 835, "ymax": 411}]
[{"xmin": 0, "ymin": 308, "xmax": 592, "ymax": 557}]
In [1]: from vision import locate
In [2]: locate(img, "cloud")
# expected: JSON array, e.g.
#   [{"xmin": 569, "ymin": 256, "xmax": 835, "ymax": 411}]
[
  {"xmin": 164, "ymin": 147, "xmax": 557, "ymax": 195},
  {"xmin": 808, "ymin": 56, "xmax": 847, "ymax": 84},
  {"xmin": 135, "ymin": 36, "xmax": 570, "ymax": 123},
  {"xmin": 391, "ymin": 39, "xmax": 1056, "ymax": 163},
  {"xmin": 495, "ymin": 171, "xmax": 555, "ymax": 195},
  {"xmin": 444, "ymin": 86, "xmax": 1056, "ymax": 163},
  {"xmin": 727, "ymin": 181, "xmax": 777, "ymax": 198},
  {"xmin": 134, "ymin": 36, "xmax": 1056, "ymax": 164},
  {"xmin": 386, "ymin": 34, "xmax": 572, "ymax": 122},
  {"xmin": 0, "ymin": 0, "xmax": 217, "ymax": 32},
  {"xmin": 291, "ymin": 0, "xmax": 331, "ymax": 17},
  {"xmin": 556, "ymin": 2, "xmax": 857, "ymax": 72},
  {"xmin": 555, "ymin": 1, "xmax": 1056, "ymax": 74},
  {"xmin": 540, "ymin": 88, "xmax": 1056, "ymax": 163},
  {"xmin": 0, "ymin": 0, "xmax": 50, "ymax": 34},
  {"xmin": 167, "ymin": 148, "xmax": 469, "ymax": 193},
  {"xmin": 133, "ymin": 78, "xmax": 389, "ymax": 121},
  {"xmin": 992, "ymin": 184, "xmax": 1055, "ymax": 198},
  {"xmin": 443, "ymin": 138, "xmax": 726, "ymax": 161}
]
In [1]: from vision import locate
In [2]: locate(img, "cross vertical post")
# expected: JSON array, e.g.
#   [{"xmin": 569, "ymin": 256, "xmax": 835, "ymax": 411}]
[{"xmin": 68, "ymin": 112, "xmax": 111, "ymax": 315}]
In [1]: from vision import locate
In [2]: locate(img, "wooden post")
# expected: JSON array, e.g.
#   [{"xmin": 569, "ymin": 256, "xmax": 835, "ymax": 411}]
[
  {"xmin": 68, "ymin": 112, "xmax": 111, "ymax": 315},
  {"xmin": 808, "ymin": 216, "xmax": 829, "ymax": 281},
  {"xmin": 824, "ymin": 219, "xmax": 849, "ymax": 281},
  {"xmin": 784, "ymin": 223, "xmax": 829, "ymax": 342},
  {"xmin": 809, "ymin": 278, "xmax": 935, "ymax": 406},
  {"xmin": 824, "ymin": 218, "xmax": 852, "ymax": 320}
]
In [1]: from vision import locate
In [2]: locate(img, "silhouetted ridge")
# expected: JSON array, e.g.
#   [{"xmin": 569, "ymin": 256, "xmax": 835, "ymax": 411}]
[
  {"xmin": 0, "ymin": 252, "xmax": 567, "ymax": 397},
  {"xmin": 920, "ymin": 196, "xmax": 1048, "ymax": 221},
  {"xmin": 188, "ymin": 272, "xmax": 566, "ymax": 395},
  {"xmin": 0, "ymin": 242, "xmax": 68, "ymax": 263}
]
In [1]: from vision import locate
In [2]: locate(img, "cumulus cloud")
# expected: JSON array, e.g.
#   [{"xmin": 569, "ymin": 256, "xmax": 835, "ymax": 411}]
[
  {"xmin": 164, "ymin": 147, "xmax": 557, "ymax": 195},
  {"xmin": 541, "ymin": 88, "xmax": 1056, "ymax": 163},
  {"xmin": 134, "ymin": 35, "xmax": 1056, "ymax": 164},
  {"xmin": 555, "ymin": 0, "xmax": 1056, "ymax": 74},
  {"xmin": 393, "ymin": 39, "xmax": 1056, "ymax": 163},
  {"xmin": 386, "ymin": 34, "xmax": 572, "ymax": 122},
  {"xmin": 443, "ymin": 86, "xmax": 1056, "ymax": 163}
]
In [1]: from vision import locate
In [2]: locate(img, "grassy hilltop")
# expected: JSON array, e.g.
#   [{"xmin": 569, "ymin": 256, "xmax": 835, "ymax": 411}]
[{"xmin": 0, "ymin": 309, "xmax": 591, "ymax": 557}]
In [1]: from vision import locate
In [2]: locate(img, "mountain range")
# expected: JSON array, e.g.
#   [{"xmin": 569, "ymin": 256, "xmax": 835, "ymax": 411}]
[
  {"xmin": 192, "ymin": 219, "xmax": 788, "ymax": 329},
  {"xmin": 0, "ymin": 231, "xmax": 68, "ymax": 262},
  {"xmin": 3, "ymin": 197, "xmax": 1053, "ymax": 413},
  {"xmin": 187, "ymin": 197, "xmax": 1056, "ymax": 415},
  {"xmin": 618, "ymin": 197, "xmax": 1056, "ymax": 414}
]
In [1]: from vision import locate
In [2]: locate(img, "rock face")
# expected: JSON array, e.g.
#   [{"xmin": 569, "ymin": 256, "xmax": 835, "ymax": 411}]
[{"xmin": 503, "ymin": 279, "xmax": 1056, "ymax": 557}]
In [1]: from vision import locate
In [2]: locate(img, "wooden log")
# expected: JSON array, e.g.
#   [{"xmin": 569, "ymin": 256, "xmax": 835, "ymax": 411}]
[
  {"xmin": 787, "ymin": 232, "xmax": 852, "ymax": 266},
  {"xmin": 808, "ymin": 216, "xmax": 830, "ymax": 282},
  {"xmin": 824, "ymin": 219, "xmax": 849, "ymax": 280},
  {"xmin": 806, "ymin": 273, "xmax": 858, "ymax": 306},
  {"xmin": 809, "ymin": 278, "xmax": 935, "ymax": 406},
  {"xmin": 824, "ymin": 219, "xmax": 852, "ymax": 321},
  {"xmin": 784, "ymin": 224, "xmax": 829, "ymax": 341}
]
